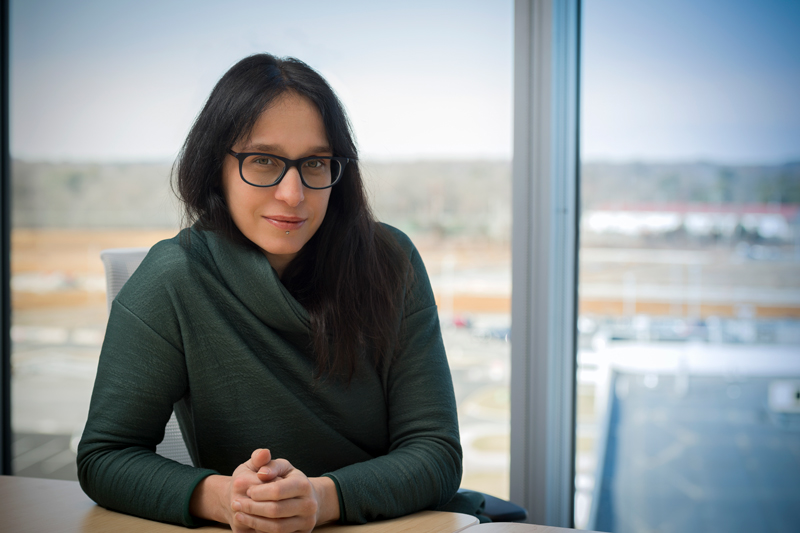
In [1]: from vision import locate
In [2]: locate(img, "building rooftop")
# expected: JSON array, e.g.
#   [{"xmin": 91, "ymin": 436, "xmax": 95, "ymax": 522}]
[{"xmin": 591, "ymin": 370, "xmax": 800, "ymax": 532}]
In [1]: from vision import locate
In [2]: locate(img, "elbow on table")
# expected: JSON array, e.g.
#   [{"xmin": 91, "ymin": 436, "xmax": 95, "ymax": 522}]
[
  {"xmin": 440, "ymin": 447, "xmax": 463, "ymax": 507},
  {"xmin": 418, "ymin": 437, "xmax": 464, "ymax": 509},
  {"xmin": 75, "ymin": 438, "xmax": 108, "ymax": 502},
  {"xmin": 75, "ymin": 434, "xmax": 136, "ymax": 506}
]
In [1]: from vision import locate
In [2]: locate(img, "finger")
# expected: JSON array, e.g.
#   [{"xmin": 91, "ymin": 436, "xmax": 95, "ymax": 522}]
[
  {"xmin": 256, "ymin": 462, "xmax": 280, "ymax": 483},
  {"xmin": 231, "ymin": 523, "xmax": 257, "ymax": 533},
  {"xmin": 230, "ymin": 516, "xmax": 257, "ymax": 533},
  {"xmin": 243, "ymin": 448, "xmax": 272, "ymax": 473},
  {"xmin": 256, "ymin": 458, "xmax": 293, "ymax": 482},
  {"xmin": 235, "ymin": 511, "xmax": 315, "ymax": 533},
  {"xmin": 236, "ymin": 495, "xmax": 317, "ymax": 519},
  {"xmin": 256, "ymin": 470, "xmax": 278, "ymax": 483},
  {"xmin": 232, "ymin": 469, "xmax": 266, "ymax": 499},
  {"xmin": 248, "ymin": 472, "xmax": 310, "ymax": 502}
]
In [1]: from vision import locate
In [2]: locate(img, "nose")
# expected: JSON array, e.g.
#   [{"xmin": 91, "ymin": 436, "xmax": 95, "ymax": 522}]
[{"xmin": 274, "ymin": 166, "xmax": 305, "ymax": 207}]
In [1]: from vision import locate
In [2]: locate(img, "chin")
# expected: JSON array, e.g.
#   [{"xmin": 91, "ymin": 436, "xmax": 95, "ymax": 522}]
[{"xmin": 257, "ymin": 239, "xmax": 303, "ymax": 257}]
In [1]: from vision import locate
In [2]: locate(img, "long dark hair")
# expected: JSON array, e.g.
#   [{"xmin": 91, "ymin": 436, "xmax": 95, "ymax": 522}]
[{"xmin": 174, "ymin": 53, "xmax": 411, "ymax": 379}]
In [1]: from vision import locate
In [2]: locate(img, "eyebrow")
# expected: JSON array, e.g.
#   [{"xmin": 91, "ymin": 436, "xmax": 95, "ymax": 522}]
[{"xmin": 243, "ymin": 143, "xmax": 333, "ymax": 155}]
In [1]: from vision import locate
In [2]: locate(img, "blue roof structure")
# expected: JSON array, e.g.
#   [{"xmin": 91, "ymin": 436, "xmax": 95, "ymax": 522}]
[{"xmin": 590, "ymin": 372, "xmax": 800, "ymax": 532}]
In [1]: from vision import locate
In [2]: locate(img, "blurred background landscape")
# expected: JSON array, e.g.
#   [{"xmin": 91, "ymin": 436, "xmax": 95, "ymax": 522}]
[{"xmin": 11, "ymin": 157, "xmax": 800, "ymax": 506}]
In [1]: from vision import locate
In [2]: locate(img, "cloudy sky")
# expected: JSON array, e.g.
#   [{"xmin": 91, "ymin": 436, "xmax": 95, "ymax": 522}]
[{"xmin": 9, "ymin": 0, "xmax": 800, "ymax": 163}]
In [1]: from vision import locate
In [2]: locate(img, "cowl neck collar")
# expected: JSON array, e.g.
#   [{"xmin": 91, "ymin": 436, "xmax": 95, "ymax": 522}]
[{"xmin": 195, "ymin": 228, "xmax": 311, "ymax": 335}]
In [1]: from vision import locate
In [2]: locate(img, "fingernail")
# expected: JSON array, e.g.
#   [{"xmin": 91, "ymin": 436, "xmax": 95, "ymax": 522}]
[
  {"xmin": 232, "ymin": 500, "xmax": 242, "ymax": 512},
  {"xmin": 236, "ymin": 512, "xmax": 246, "ymax": 522}
]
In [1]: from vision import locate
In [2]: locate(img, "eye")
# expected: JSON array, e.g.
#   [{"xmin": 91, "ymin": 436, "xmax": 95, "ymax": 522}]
[
  {"xmin": 304, "ymin": 159, "xmax": 327, "ymax": 169},
  {"xmin": 252, "ymin": 156, "xmax": 277, "ymax": 166}
]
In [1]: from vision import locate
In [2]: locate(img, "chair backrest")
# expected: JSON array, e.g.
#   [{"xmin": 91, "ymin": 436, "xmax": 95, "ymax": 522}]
[
  {"xmin": 99, "ymin": 248, "xmax": 150, "ymax": 312},
  {"xmin": 99, "ymin": 247, "xmax": 194, "ymax": 466}
]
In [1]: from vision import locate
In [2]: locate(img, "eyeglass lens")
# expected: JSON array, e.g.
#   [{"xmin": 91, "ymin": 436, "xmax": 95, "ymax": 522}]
[{"xmin": 241, "ymin": 155, "xmax": 342, "ymax": 188}]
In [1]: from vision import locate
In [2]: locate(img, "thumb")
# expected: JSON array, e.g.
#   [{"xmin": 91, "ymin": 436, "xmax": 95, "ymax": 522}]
[
  {"xmin": 244, "ymin": 448, "xmax": 272, "ymax": 472},
  {"xmin": 257, "ymin": 458, "xmax": 294, "ymax": 482}
]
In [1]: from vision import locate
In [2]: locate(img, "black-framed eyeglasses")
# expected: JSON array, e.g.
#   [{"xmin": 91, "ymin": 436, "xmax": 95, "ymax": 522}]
[{"xmin": 227, "ymin": 150, "xmax": 349, "ymax": 190}]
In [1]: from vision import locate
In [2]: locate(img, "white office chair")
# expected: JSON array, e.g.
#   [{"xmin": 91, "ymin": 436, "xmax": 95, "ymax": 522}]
[{"xmin": 100, "ymin": 247, "xmax": 194, "ymax": 467}]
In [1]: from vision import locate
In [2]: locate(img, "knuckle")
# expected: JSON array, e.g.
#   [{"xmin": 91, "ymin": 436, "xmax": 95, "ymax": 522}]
[
  {"xmin": 239, "ymin": 499, "xmax": 254, "ymax": 515},
  {"xmin": 232, "ymin": 476, "xmax": 250, "ymax": 492},
  {"xmin": 235, "ymin": 512, "xmax": 252, "ymax": 528},
  {"xmin": 303, "ymin": 497, "xmax": 318, "ymax": 515},
  {"xmin": 263, "ymin": 501, "xmax": 279, "ymax": 517}
]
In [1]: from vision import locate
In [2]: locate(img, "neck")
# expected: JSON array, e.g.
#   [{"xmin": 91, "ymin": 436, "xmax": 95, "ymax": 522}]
[{"xmin": 263, "ymin": 250, "xmax": 293, "ymax": 278}]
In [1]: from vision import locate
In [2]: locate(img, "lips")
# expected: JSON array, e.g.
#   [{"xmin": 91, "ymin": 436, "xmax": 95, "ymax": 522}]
[{"xmin": 264, "ymin": 215, "xmax": 306, "ymax": 230}]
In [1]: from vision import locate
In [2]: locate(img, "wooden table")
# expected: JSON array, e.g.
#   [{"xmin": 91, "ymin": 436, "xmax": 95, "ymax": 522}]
[
  {"xmin": 464, "ymin": 524, "xmax": 600, "ymax": 532},
  {"xmin": 0, "ymin": 476, "xmax": 479, "ymax": 533}
]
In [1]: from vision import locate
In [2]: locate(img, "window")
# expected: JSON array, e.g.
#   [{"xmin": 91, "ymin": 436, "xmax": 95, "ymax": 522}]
[
  {"xmin": 576, "ymin": 1, "xmax": 800, "ymax": 530},
  {"xmin": 5, "ymin": 0, "xmax": 515, "ymax": 500}
]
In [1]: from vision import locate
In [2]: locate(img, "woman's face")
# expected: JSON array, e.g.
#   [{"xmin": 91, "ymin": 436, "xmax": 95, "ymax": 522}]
[{"xmin": 222, "ymin": 92, "xmax": 332, "ymax": 276}]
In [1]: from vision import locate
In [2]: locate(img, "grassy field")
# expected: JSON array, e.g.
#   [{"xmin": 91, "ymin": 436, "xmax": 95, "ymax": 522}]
[
  {"xmin": 11, "ymin": 228, "xmax": 800, "ymax": 318},
  {"xmin": 10, "ymin": 228, "xmax": 514, "ymax": 314}
]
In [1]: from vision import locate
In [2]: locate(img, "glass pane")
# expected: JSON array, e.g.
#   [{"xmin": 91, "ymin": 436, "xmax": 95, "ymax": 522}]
[
  {"xmin": 365, "ymin": 160, "xmax": 513, "ymax": 498},
  {"xmin": 577, "ymin": 1, "xmax": 800, "ymax": 530},
  {"xmin": 10, "ymin": 0, "xmax": 514, "ymax": 500}
]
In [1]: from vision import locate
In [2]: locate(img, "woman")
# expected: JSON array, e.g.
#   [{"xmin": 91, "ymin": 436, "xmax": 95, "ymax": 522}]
[{"xmin": 77, "ymin": 54, "xmax": 481, "ymax": 531}]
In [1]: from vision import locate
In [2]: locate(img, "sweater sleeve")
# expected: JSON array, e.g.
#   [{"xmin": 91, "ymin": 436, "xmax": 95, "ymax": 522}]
[
  {"xmin": 76, "ymin": 299, "xmax": 217, "ymax": 527},
  {"xmin": 324, "ymin": 240, "xmax": 465, "ymax": 523}
]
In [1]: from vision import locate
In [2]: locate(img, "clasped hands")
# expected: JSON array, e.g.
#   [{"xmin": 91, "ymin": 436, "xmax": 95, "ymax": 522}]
[{"xmin": 190, "ymin": 448, "xmax": 339, "ymax": 533}]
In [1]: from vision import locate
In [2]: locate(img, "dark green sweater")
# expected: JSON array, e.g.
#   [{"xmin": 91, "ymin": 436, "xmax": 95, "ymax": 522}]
[{"xmin": 77, "ymin": 226, "xmax": 471, "ymax": 526}]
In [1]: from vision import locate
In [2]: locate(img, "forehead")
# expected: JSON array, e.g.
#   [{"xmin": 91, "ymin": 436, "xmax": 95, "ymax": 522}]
[{"xmin": 242, "ymin": 92, "xmax": 329, "ymax": 152}]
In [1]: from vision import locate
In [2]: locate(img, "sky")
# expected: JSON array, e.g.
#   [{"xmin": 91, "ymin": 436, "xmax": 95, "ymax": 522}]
[
  {"xmin": 9, "ymin": 0, "xmax": 800, "ymax": 164},
  {"xmin": 582, "ymin": 0, "xmax": 800, "ymax": 163},
  {"xmin": 10, "ymin": 0, "xmax": 514, "ymax": 162}
]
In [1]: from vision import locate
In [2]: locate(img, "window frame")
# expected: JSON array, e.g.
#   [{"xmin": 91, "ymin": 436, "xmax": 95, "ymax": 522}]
[
  {"xmin": 1, "ymin": 0, "xmax": 11, "ymax": 476},
  {"xmin": 510, "ymin": 0, "xmax": 580, "ymax": 526}
]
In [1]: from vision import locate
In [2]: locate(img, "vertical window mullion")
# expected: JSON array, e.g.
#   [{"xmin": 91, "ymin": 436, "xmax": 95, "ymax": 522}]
[
  {"xmin": 1, "ymin": 0, "xmax": 12, "ymax": 477},
  {"xmin": 510, "ymin": 0, "xmax": 580, "ymax": 526}
]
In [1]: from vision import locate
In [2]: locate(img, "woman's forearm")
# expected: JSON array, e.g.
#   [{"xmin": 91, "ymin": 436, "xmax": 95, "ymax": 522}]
[
  {"xmin": 189, "ymin": 474, "xmax": 231, "ymax": 524},
  {"xmin": 310, "ymin": 476, "xmax": 341, "ymax": 525}
]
